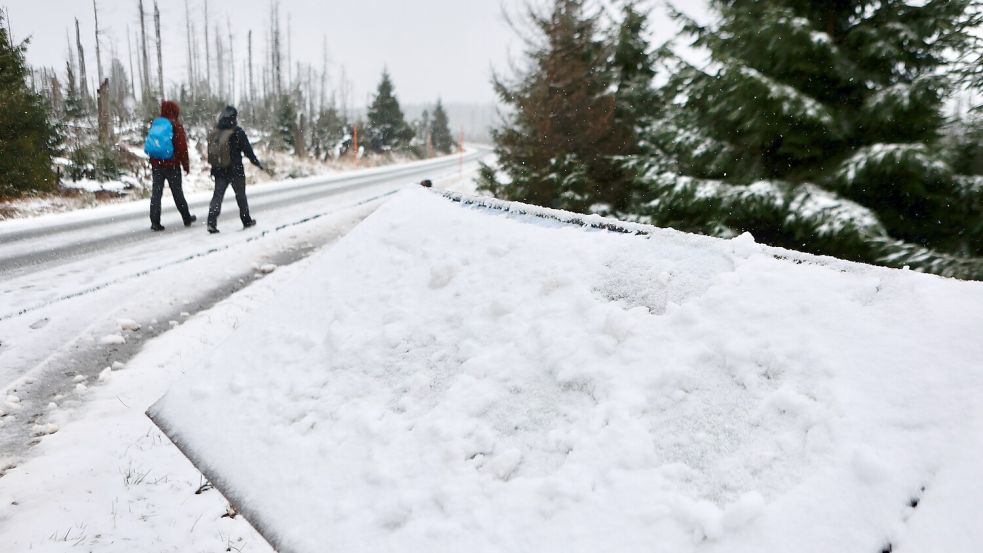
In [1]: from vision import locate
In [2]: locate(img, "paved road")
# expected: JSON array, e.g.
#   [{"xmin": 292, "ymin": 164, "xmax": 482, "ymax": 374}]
[{"xmin": 0, "ymin": 151, "xmax": 486, "ymax": 279}]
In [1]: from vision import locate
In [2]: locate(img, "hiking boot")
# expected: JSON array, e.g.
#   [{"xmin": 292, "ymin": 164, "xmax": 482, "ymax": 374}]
[
  {"xmin": 207, "ymin": 225, "xmax": 220, "ymax": 234},
  {"xmin": 151, "ymin": 224, "xmax": 165, "ymax": 232},
  {"xmin": 243, "ymin": 218, "xmax": 257, "ymax": 229},
  {"xmin": 184, "ymin": 215, "xmax": 198, "ymax": 227}
]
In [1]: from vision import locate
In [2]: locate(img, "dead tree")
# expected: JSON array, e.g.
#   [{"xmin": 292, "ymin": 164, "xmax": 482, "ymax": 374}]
[
  {"xmin": 139, "ymin": 0, "xmax": 151, "ymax": 104},
  {"xmin": 295, "ymin": 113, "xmax": 308, "ymax": 159},
  {"xmin": 228, "ymin": 20, "xmax": 235, "ymax": 103},
  {"xmin": 92, "ymin": 0, "xmax": 104, "ymax": 82},
  {"xmin": 126, "ymin": 27, "xmax": 136, "ymax": 97},
  {"xmin": 75, "ymin": 18, "xmax": 90, "ymax": 105},
  {"xmin": 271, "ymin": 1, "xmax": 282, "ymax": 96},
  {"xmin": 248, "ymin": 30, "xmax": 254, "ymax": 107},
  {"xmin": 154, "ymin": 1, "xmax": 163, "ymax": 99},
  {"xmin": 50, "ymin": 75, "xmax": 64, "ymax": 114},
  {"xmin": 184, "ymin": 0, "xmax": 195, "ymax": 99},
  {"xmin": 215, "ymin": 27, "xmax": 224, "ymax": 99},
  {"xmin": 97, "ymin": 78, "xmax": 112, "ymax": 145},
  {"xmin": 204, "ymin": 0, "xmax": 211, "ymax": 94}
]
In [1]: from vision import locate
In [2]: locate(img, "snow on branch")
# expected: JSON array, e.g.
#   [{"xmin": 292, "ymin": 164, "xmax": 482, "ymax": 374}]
[
  {"xmin": 728, "ymin": 65, "xmax": 837, "ymax": 128},
  {"xmin": 832, "ymin": 143, "xmax": 951, "ymax": 188}
]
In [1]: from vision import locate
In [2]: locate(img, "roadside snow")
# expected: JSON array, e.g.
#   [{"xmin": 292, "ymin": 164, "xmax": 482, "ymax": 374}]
[
  {"xmin": 148, "ymin": 188, "xmax": 983, "ymax": 553},
  {"xmin": 0, "ymin": 169, "xmax": 484, "ymax": 552},
  {"xmin": 0, "ymin": 243, "xmax": 326, "ymax": 553}
]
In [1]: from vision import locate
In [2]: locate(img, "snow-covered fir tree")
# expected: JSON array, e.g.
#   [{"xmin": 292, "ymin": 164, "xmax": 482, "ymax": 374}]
[
  {"xmin": 430, "ymin": 99, "xmax": 455, "ymax": 154},
  {"xmin": 478, "ymin": 0, "xmax": 631, "ymax": 213},
  {"xmin": 366, "ymin": 70, "xmax": 413, "ymax": 152},
  {"xmin": 0, "ymin": 11, "xmax": 58, "ymax": 197},
  {"xmin": 607, "ymin": 0, "xmax": 659, "ymax": 210},
  {"xmin": 632, "ymin": 0, "xmax": 983, "ymax": 279},
  {"xmin": 274, "ymin": 93, "xmax": 299, "ymax": 151},
  {"xmin": 310, "ymin": 102, "xmax": 347, "ymax": 160}
]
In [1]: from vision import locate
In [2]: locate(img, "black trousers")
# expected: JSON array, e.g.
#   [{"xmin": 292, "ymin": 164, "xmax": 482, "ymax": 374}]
[
  {"xmin": 150, "ymin": 166, "xmax": 192, "ymax": 226},
  {"xmin": 207, "ymin": 171, "xmax": 252, "ymax": 228}
]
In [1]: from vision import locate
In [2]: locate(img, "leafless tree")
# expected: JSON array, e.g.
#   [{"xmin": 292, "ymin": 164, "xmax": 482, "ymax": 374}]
[
  {"xmin": 154, "ymin": 1, "xmax": 163, "ymax": 99},
  {"xmin": 75, "ymin": 18, "xmax": 90, "ymax": 104},
  {"xmin": 92, "ymin": 0, "xmax": 104, "ymax": 82}
]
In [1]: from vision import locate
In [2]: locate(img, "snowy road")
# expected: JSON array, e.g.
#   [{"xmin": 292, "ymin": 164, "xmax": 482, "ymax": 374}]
[{"xmin": 0, "ymin": 149, "xmax": 488, "ymax": 467}]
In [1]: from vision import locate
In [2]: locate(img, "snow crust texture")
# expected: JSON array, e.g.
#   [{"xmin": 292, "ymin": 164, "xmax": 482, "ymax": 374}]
[{"xmin": 150, "ymin": 188, "xmax": 983, "ymax": 553}]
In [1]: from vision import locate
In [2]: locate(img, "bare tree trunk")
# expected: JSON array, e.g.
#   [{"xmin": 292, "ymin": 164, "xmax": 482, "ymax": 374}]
[
  {"xmin": 126, "ymin": 27, "xmax": 136, "ymax": 98},
  {"xmin": 97, "ymin": 78, "xmax": 112, "ymax": 144},
  {"xmin": 320, "ymin": 36, "xmax": 328, "ymax": 113},
  {"xmin": 66, "ymin": 29, "xmax": 77, "ymax": 83},
  {"xmin": 204, "ymin": 0, "xmax": 211, "ymax": 94},
  {"xmin": 154, "ymin": 1, "xmax": 163, "ymax": 99},
  {"xmin": 215, "ymin": 27, "xmax": 224, "ymax": 99},
  {"xmin": 193, "ymin": 20, "xmax": 203, "ymax": 94},
  {"xmin": 185, "ymin": 0, "xmax": 195, "ymax": 100},
  {"xmin": 139, "ymin": 0, "xmax": 151, "ymax": 104},
  {"xmin": 248, "ymin": 30, "xmax": 255, "ymax": 107},
  {"xmin": 75, "ymin": 18, "xmax": 90, "ymax": 105},
  {"xmin": 51, "ymin": 75, "xmax": 63, "ymax": 114},
  {"xmin": 295, "ymin": 113, "xmax": 307, "ymax": 159},
  {"xmin": 286, "ymin": 13, "xmax": 292, "ymax": 90},
  {"xmin": 92, "ymin": 0, "xmax": 104, "ymax": 83},
  {"xmin": 228, "ymin": 20, "xmax": 235, "ymax": 104},
  {"xmin": 308, "ymin": 65, "xmax": 314, "ymax": 116},
  {"xmin": 3, "ymin": 7, "xmax": 12, "ymax": 45},
  {"xmin": 272, "ymin": 1, "xmax": 281, "ymax": 96}
]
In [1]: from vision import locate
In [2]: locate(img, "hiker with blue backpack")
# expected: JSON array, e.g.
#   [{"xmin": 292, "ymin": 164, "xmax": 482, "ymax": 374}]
[{"xmin": 144, "ymin": 101, "xmax": 196, "ymax": 231}]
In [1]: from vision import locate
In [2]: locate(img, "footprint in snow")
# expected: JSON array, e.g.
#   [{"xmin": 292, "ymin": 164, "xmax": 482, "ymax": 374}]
[{"xmin": 29, "ymin": 317, "xmax": 49, "ymax": 330}]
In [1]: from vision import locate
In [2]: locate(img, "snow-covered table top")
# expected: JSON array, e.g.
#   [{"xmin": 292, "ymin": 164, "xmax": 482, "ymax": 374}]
[{"xmin": 149, "ymin": 188, "xmax": 983, "ymax": 553}]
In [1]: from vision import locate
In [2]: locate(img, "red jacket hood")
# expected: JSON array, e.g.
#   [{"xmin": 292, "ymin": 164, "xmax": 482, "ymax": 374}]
[{"xmin": 160, "ymin": 100, "xmax": 181, "ymax": 120}]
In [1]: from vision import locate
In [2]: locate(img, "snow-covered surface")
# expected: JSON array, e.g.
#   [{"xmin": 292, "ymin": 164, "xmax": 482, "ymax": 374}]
[
  {"xmin": 149, "ymin": 188, "xmax": 983, "ymax": 553},
  {"xmin": 59, "ymin": 176, "xmax": 142, "ymax": 194},
  {"xmin": 0, "ymin": 160, "xmax": 485, "ymax": 552},
  {"xmin": 0, "ymin": 253, "xmax": 321, "ymax": 552}
]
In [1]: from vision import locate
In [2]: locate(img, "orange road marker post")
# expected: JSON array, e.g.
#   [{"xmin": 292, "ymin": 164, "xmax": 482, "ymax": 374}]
[{"xmin": 353, "ymin": 125, "xmax": 359, "ymax": 167}]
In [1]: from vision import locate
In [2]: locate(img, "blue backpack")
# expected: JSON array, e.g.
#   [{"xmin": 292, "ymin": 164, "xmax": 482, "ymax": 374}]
[{"xmin": 144, "ymin": 117, "xmax": 175, "ymax": 160}]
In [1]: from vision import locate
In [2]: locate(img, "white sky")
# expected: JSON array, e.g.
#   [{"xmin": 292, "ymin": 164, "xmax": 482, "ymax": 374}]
[{"xmin": 6, "ymin": 0, "xmax": 708, "ymax": 106}]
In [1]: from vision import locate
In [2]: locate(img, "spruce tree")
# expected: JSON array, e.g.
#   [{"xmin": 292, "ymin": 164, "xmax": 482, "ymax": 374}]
[
  {"xmin": 366, "ymin": 70, "xmax": 413, "ymax": 152},
  {"xmin": 0, "ymin": 12, "xmax": 58, "ymax": 197},
  {"xmin": 274, "ymin": 93, "xmax": 299, "ymax": 151},
  {"xmin": 430, "ymin": 99, "xmax": 455, "ymax": 154},
  {"xmin": 416, "ymin": 109, "xmax": 431, "ymax": 145},
  {"xmin": 606, "ymin": 1, "xmax": 659, "ymax": 209},
  {"xmin": 311, "ymin": 104, "xmax": 346, "ymax": 160},
  {"xmin": 633, "ymin": 0, "xmax": 983, "ymax": 279},
  {"xmin": 478, "ymin": 0, "xmax": 630, "ymax": 213}
]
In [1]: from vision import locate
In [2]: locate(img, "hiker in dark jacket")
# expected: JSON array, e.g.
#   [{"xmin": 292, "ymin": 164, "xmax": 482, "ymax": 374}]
[
  {"xmin": 206, "ymin": 106, "xmax": 263, "ymax": 234},
  {"xmin": 149, "ymin": 100, "xmax": 196, "ymax": 231}
]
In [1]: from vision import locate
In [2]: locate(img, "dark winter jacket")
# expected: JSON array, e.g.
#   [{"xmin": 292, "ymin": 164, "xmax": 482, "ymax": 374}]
[
  {"xmin": 150, "ymin": 101, "xmax": 190, "ymax": 173},
  {"xmin": 210, "ymin": 106, "xmax": 262, "ymax": 177}
]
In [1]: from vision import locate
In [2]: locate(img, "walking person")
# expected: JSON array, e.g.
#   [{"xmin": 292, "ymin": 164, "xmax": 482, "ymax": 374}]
[
  {"xmin": 145, "ymin": 100, "xmax": 196, "ymax": 231},
  {"xmin": 206, "ymin": 106, "xmax": 264, "ymax": 234}
]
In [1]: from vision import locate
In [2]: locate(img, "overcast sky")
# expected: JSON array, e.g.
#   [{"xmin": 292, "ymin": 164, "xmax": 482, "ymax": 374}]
[{"xmin": 7, "ymin": 0, "xmax": 708, "ymax": 107}]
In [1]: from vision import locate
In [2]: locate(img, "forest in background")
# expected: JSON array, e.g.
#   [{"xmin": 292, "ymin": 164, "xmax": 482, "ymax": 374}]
[{"xmin": 0, "ymin": 0, "xmax": 460, "ymax": 199}]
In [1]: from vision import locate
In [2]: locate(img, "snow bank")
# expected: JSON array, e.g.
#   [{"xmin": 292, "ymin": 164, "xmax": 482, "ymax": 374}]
[{"xmin": 149, "ymin": 188, "xmax": 983, "ymax": 553}]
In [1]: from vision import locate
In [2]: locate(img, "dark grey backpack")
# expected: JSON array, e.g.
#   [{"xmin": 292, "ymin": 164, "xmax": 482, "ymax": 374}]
[{"xmin": 207, "ymin": 128, "xmax": 234, "ymax": 169}]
